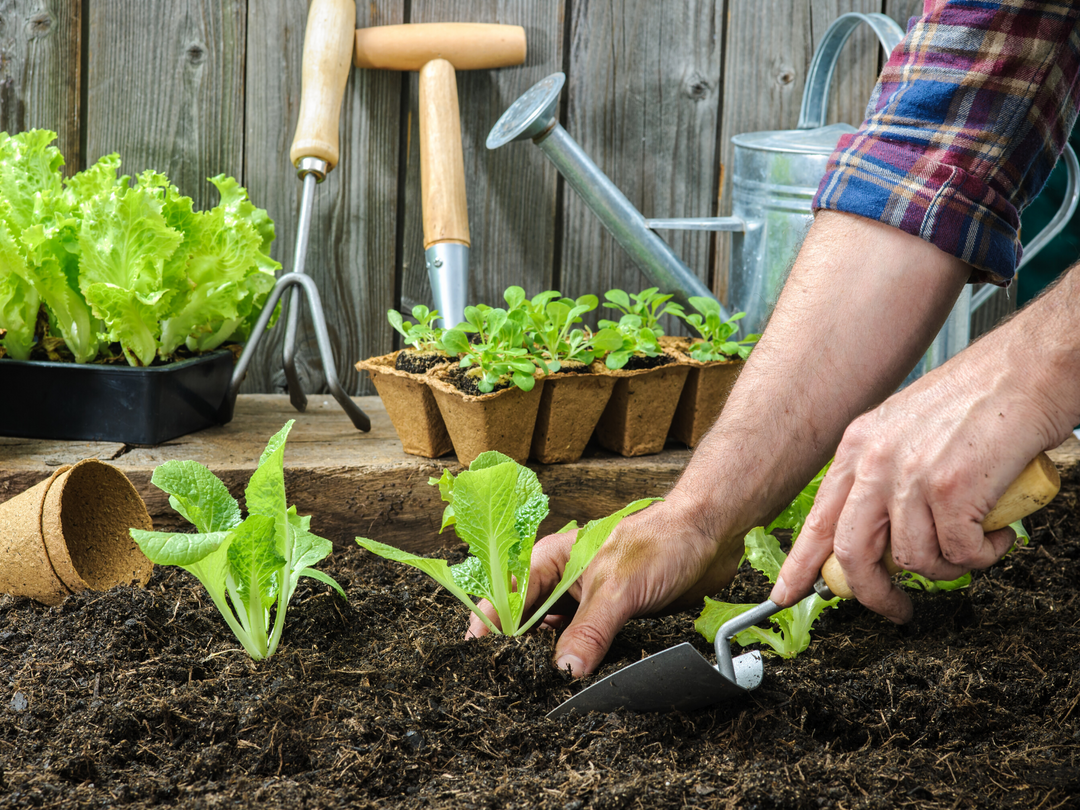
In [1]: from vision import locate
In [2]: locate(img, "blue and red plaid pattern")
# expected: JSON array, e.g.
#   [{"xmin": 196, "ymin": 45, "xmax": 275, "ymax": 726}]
[{"xmin": 813, "ymin": 0, "xmax": 1080, "ymax": 283}]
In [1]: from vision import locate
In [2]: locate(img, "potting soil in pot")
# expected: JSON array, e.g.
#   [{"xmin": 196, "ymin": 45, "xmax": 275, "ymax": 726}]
[{"xmin": 1, "ymin": 465, "xmax": 1077, "ymax": 809}]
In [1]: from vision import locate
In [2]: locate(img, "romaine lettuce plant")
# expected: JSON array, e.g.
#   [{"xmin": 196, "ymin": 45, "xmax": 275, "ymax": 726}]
[
  {"xmin": 0, "ymin": 129, "xmax": 278, "ymax": 366},
  {"xmin": 130, "ymin": 420, "xmax": 344, "ymax": 661},
  {"xmin": 696, "ymin": 464, "xmax": 1032, "ymax": 656},
  {"xmin": 678, "ymin": 296, "xmax": 759, "ymax": 362},
  {"xmin": 357, "ymin": 451, "xmax": 657, "ymax": 635}
]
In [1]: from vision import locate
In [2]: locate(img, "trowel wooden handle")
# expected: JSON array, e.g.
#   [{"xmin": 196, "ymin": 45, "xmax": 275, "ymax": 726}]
[
  {"xmin": 819, "ymin": 452, "xmax": 1061, "ymax": 600},
  {"xmin": 419, "ymin": 58, "xmax": 469, "ymax": 249},
  {"xmin": 289, "ymin": 0, "xmax": 356, "ymax": 170}
]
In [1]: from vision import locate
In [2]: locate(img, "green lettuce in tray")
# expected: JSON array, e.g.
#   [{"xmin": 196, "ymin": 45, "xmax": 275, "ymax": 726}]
[{"xmin": 0, "ymin": 129, "xmax": 279, "ymax": 366}]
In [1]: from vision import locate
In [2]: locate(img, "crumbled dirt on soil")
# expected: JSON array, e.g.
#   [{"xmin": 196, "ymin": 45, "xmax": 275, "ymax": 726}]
[{"xmin": 1, "ymin": 474, "xmax": 1078, "ymax": 809}]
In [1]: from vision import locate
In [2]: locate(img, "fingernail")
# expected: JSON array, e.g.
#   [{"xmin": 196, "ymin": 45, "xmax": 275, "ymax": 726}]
[
  {"xmin": 556, "ymin": 654, "xmax": 585, "ymax": 677},
  {"xmin": 771, "ymin": 576, "xmax": 789, "ymax": 606}
]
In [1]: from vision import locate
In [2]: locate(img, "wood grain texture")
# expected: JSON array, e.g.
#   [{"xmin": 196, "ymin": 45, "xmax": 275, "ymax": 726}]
[
  {"xmin": 713, "ymin": 1, "xmax": 890, "ymax": 305},
  {"xmin": 85, "ymin": 0, "xmax": 245, "ymax": 211},
  {"xmin": 398, "ymin": 1, "xmax": 564, "ymax": 318},
  {"xmin": 0, "ymin": 394, "xmax": 689, "ymax": 552},
  {"xmin": 0, "ymin": 0, "xmax": 80, "ymax": 170},
  {"xmin": 241, "ymin": 0, "xmax": 402, "ymax": 396},
  {"xmin": 561, "ymin": 0, "xmax": 723, "ymax": 332},
  {"xmin": 3, "ymin": 396, "xmax": 1077, "ymax": 554}
]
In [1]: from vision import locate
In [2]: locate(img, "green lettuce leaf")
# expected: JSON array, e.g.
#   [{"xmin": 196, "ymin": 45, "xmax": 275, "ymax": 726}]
[{"xmin": 130, "ymin": 420, "xmax": 343, "ymax": 661}]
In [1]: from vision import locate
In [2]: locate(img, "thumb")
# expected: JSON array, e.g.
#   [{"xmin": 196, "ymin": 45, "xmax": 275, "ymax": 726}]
[{"xmin": 553, "ymin": 591, "xmax": 633, "ymax": 677}]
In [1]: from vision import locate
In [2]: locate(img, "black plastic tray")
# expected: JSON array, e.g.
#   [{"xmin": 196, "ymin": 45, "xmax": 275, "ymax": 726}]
[{"xmin": 0, "ymin": 350, "xmax": 235, "ymax": 444}]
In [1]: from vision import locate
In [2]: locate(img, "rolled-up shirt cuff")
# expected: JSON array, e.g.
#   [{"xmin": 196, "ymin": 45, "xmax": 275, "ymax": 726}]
[{"xmin": 813, "ymin": 132, "xmax": 1020, "ymax": 285}]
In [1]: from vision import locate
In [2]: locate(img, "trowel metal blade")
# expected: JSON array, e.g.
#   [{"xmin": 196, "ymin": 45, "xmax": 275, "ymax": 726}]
[{"xmin": 547, "ymin": 642, "xmax": 748, "ymax": 719}]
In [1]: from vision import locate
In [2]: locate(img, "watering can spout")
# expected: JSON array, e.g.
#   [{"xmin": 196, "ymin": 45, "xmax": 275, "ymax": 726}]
[{"xmin": 487, "ymin": 73, "xmax": 729, "ymax": 320}]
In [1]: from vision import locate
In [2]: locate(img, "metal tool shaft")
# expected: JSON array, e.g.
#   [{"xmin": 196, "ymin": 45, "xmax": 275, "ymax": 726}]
[
  {"xmin": 534, "ymin": 122, "xmax": 721, "ymax": 313},
  {"xmin": 282, "ymin": 171, "xmax": 320, "ymax": 412}
]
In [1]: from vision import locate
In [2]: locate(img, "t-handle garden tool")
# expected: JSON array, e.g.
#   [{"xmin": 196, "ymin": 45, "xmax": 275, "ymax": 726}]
[
  {"xmin": 226, "ymin": 0, "xmax": 370, "ymax": 431},
  {"xmin": 548, "ymin": 452, "xmax": 1062, "ymax": 718},
  {"xmin": 353, "ymin": 23, "xmax": 526, "ymax": 329}
]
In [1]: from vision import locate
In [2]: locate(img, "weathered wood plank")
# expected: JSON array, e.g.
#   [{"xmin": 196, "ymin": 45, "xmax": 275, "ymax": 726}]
[
  {"xmin": 84, "ymin": 0, "xmax": 245, "ymax": 211},
  {"xmin": 397, "ymin": 1, "xmax": 564, "ymax": 319},
  {"xmin": 0, "ymin": 0, "xmax": 81, "ymax": 169},
  {"xmin": 560, "ymin": 0, "xmax": 724, "ymax": 331},
  {"xmin": 241, "ymin": 1, "xmax": 402, "ymax": 397},
  {"xmin": 3, "ymin": 395, "xmax": 1077, "ymax": 557},
  {"xmin": 0, "ymin": 394, "xmax": 689, "ymax": 553},
  {"xmin": 714, "ymin": 1, "xmax": 888, "ymax": 306}
]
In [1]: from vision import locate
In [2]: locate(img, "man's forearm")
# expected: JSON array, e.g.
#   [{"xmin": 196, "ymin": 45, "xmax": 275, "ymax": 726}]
[{"xmin": 671, "ymin": 211, "xmax": 971, "ymax": 543}]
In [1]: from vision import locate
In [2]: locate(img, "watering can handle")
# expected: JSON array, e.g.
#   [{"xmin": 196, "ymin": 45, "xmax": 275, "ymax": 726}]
[{"xmin": 797, "ymin": 12, "xmax": 905, "ymax": 131}]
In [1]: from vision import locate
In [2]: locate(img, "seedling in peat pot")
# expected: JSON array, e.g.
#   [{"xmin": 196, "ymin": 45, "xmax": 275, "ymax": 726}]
[
  {"xmin": 130, "ymin": 420, "xmax": 344, "ymax": 661},
  {"xmin": 678, "ymin": 296, "xmax": 760, "ymax": 362},
  {"xmin": 357, "ymin": 451, "xmax": 657, "ymax": 635}
]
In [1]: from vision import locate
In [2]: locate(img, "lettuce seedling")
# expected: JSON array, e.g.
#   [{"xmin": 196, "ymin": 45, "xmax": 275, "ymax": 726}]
[
  {"xmin": 678, "ymin": 296, "xmax": 759, "ymax": 362},
  {"xmin": 388, "ymin": 304, "xmax": 444, "ymax": 352},
  {"xmin": 603, "ymin": 287, "xmax": 684, "ymax": 332},
  {"xmin": 696, "ymin": 464, "xmax": 1034, "ymax": 656},
  {"xmin": 696, "ymin": 527, "xmax": 840, "ymax": 658},
  {"xmin": 357, "ymin": 451, "xmax": 657, "ymax": 635},
  {"xmin": 439, "ymin": 304, "xmax": 539, "ymax": 392},
  {"xmin": 596, "ymin": 313, "xmax": 665, "ymax": 370},
  {"xmin": 130, "ymin": 420, "xmax": 344, "ymax": 660},
  {"xmin": 520, "ymin": 290, "xmax": 623, "ymax": 373}
]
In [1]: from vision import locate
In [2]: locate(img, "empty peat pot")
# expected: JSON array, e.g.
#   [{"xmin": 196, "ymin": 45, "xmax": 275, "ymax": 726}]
[{"xmin": 0, "ymin": 459, "xmax": 154, "ymax": 605}]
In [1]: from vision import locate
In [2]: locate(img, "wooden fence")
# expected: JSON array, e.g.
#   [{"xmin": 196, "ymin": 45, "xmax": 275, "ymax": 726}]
[{"xmin": 7, "ymin": 0, "xmax": 1009, "ymax": 397}]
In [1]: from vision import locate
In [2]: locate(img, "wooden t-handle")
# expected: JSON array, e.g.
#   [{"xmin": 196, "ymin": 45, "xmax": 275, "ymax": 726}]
[
  {"xmin": 419, "ymin": 58, "xmax": 469, "ymax": 249},
  {"xmin": 819, "ymin": 452, "xmax": 1061, "ymax": 600},
  {"xmin": 289, "ymin": 0, "xmax": 356, "ymax": 171}
]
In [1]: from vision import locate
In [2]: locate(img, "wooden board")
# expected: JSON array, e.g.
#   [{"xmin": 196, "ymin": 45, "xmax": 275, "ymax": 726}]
[
  {"xmin": 241, "ymin": 0, "xmax": 403, "ymax": 398},
  {"xmin": 84, "ymin": 0, "xmax": 246, "ymax": 212},
  {"xmin": 398, "ymin": 1, "xmax": 565, "ymax": 319},
  {"xmin": 0, "ymin": 394, "xmax": 690, "ymax": 554},
  {"xmin": 0, "ymin": 0, "xmax": 81, "ymax": 170},
  {"xmin": 560, "ymin": 0, "xmax": 724, "ymax": 332}
]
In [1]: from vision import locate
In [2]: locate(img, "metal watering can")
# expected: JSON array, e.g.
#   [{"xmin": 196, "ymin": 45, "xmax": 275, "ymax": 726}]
[{"xmin": 488, "ymin": 12, "xmax": 1078, "ymax": 382}]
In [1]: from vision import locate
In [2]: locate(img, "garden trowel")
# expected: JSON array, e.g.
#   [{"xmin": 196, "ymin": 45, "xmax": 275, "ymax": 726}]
[{"xmin": 548, "ymin": 452, "xmax": 1061, "ymax": 718}]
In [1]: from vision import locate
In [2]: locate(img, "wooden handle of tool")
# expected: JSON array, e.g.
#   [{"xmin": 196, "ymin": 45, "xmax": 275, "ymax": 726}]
[
  {"xmin": 819, "ymin": 452, "xmax": 1061, "ymax": 599},
  {"xmin": 289, "ymin": 0, "xmax": 356, "ymax": 170},
  {"xmin": 419, "ymin": 58, "xmax": 470, "ymax": 249},
  {"xmin": 354, "ymin": 23, "xmax": 526, "ymax": 71}
]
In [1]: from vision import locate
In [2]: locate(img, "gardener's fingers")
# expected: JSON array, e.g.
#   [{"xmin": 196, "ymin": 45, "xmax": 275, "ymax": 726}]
[
  {"xmin": 465, "ymin": 530, "xmax": 579, "ymax": 640},
  {"xmin": 552, "ymin": 568, "xmax": 639, "ymax": 677},
  {"xmin": 772, "ymin": 463, "xmax": 854, "ymax": 607}
]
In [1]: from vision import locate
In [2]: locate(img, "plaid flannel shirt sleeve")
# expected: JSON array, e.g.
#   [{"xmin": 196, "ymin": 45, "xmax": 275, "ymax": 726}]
[{"xmin": 813, "ymin": 0, "xmax": 1080, "ymax": 284}]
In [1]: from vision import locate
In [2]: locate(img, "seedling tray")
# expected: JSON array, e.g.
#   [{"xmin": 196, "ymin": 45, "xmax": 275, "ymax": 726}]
[{"xmin": 0, "ymin": 350, "xmax": 234, "ymax": 445}]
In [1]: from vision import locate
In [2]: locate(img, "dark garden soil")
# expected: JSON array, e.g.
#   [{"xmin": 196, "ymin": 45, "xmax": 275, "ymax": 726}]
[{"xmin": 2, "ymin": 469, "xmax": 1079, "ymax": 809}]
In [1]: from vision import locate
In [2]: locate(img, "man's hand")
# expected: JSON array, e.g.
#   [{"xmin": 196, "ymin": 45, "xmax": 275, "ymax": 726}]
[
  {"xmin": 466, "ymin": 211, "xmax": 972, "ymax": 675},
  {"xmin": 772, "ymin": 265, "xmax": 1080, "ymax": 621},
  {"xmin": 466, "ymin": 495, "xmax": 745, "ymax": 676}
]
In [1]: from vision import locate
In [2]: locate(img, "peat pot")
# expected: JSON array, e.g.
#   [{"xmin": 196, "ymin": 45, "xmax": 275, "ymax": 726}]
[
  {"xmin": 356, "ymin": 351, "xmax": 454, "ymax": 458},
  {"xmin": 426, "ymin": 365, "xmax": 544, "ymax": 466},
  {"xmin": 0, "ymin": 349, "xmax": 234, "ymax": 445}
]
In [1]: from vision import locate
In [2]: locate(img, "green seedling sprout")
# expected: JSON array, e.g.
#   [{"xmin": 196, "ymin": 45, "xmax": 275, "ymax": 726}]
[
  {"xmin": 130, "ymin": 421, "xmax": 344, "ymax": 661},
  {"xmin": 696, "ymin": 464, "xmax": 1032, "ymax": 657},
  {"xmin": 388, "ymin": 304, "xmax": 444, "ymax": 353},
  {"xmin": 678, "ymin": 296, "xmax": 760, "ymax": 362},
  {"xmin": 357, "ymin": 451, "xmax": 657, "ymax": 636}
]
